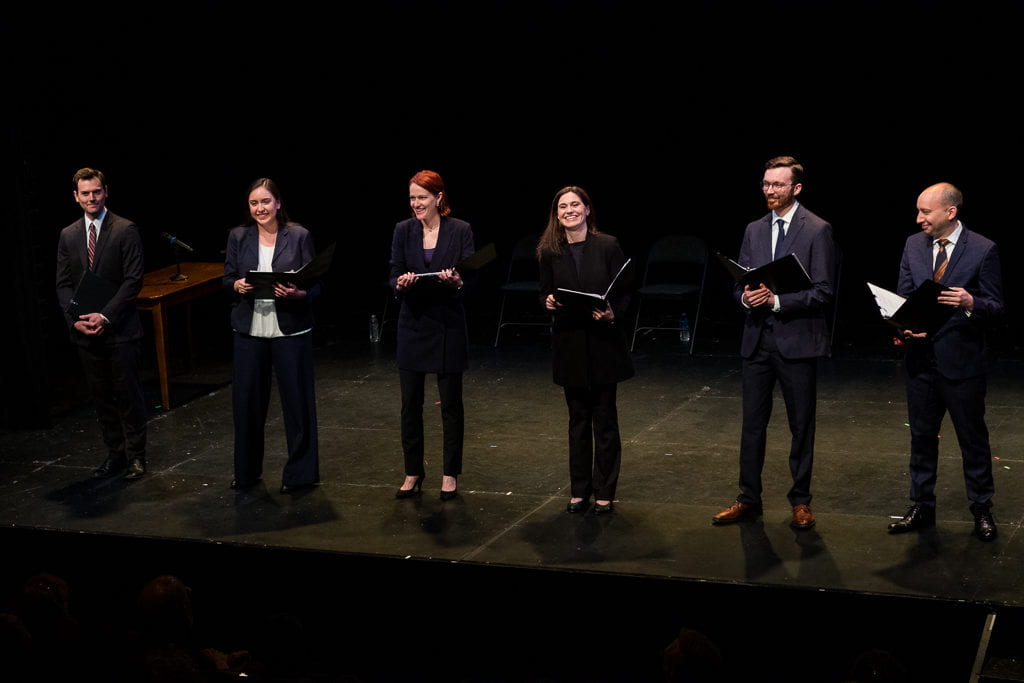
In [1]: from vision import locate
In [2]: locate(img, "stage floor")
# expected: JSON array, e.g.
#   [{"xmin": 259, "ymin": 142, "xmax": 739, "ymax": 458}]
[{"xmin": 3, "ymin": 334, "xmax": 1023, "ymax": 610}]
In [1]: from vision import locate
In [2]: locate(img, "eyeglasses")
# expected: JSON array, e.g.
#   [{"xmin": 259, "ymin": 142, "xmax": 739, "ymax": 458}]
[{"xmin": 761, "ymin": 182, "xmax": 792, "ymax": 191}]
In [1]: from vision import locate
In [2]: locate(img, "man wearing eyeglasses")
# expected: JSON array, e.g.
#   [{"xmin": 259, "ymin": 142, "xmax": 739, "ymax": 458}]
[{"xmin": 713, "ymin": 156, "xmax": 835, "ymax": 530}]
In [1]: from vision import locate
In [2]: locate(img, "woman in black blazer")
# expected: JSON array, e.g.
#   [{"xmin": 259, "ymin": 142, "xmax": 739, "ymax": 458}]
[
  {"xmin": 390, "ymin": 170, "xmax": 475, "ymax": 500},
  {"xmin": 538, "ymin": 186, "xmax": 633, "ymax": 514},
  {"xmin": 223, "ymin": 178, "xmax": 320, "ymax": 494}
]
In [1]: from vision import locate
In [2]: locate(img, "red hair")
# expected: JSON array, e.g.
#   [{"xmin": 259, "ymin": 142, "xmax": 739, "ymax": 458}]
[{"xmin": 409, "ymin": 169, "xmax": 451, "ymax": 216}]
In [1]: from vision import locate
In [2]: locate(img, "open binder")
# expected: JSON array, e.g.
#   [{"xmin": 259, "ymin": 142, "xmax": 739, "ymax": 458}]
[
  {"xmin": 866, "ymin": 280, "xmax": 955, "ymax": 334},
  {"xmin": 556, "ymin": 258, "xmax": 633, "ymax": 305},
  {"xmin": 715, "ymin": 251, "xmax": 812, "ymax": 294},
  {"xmin": 246, "ymin": 242, "xmax": 337, "ymax": 298}
]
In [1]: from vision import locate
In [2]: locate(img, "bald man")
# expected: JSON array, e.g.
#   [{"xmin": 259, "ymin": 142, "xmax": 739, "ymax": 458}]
[{"xmin": 888, "ymin": 183, "xmax": 1003, "ymax": 541}]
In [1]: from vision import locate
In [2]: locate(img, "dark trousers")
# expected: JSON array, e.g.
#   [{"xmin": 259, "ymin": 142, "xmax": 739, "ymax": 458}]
[
  {"xmin": 232, "ymin": 332, "xmax": 319, "ymax": 487},
  {"xmin": 77, "ymin": 341, "xmax": 147, "ymax": 461},
  {"xmin": 399, "ymin": 368, "xmax": 464, "ymax": 477},
  {"xmin": 738, "ymin": 327, "xmax": 817, "ymax": 506},
  {"xmin": 564, "ymin": 383, "xmax": 621, "ymax": 501},
  {"xmin": 906, "ymin": 369, "xmax": 993, "ymax": 509}
]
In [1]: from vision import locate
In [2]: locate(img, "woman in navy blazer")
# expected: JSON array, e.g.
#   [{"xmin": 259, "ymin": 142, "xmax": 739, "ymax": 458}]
[
  {"xmin": 223, "ymin": 178, "xmax": 320, "ymax": 494},
  {"xmin": 538, "ymin": 186, "xmax": 633, "ymax": 515},
  {"xmin": 390, "ymin": 170, "xmax": 475, "ymax": 500}
]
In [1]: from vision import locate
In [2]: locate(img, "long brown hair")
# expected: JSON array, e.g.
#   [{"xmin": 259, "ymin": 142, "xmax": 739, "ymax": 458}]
[
  {"xmin": 536, "ymin": 185, "xmax": 599, "ymax": 258},
  {"xmin": 244, "ymin": 177, "xmax": 292, "ymax": 227}
]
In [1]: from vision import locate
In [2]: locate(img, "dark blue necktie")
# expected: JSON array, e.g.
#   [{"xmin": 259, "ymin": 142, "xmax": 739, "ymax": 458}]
[{"xmin": 773, "ymin": 218, "xmax": 787, "ymax": 261}]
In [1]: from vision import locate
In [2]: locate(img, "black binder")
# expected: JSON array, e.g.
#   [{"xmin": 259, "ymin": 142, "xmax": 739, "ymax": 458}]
[
  {"xmin": 65, "ymin": 270, "xmax": 119, "ymax": 317},
  {"xmin": 866, "ymin": 280, "xmax": 955, "ymax": 335},
  {"xmin": 715, "ymin": 251, "xmax": 813, "ymax": 294},
  {"xmin": 246, "ymin": 242, "xmax": 337, "ymax": 298}
]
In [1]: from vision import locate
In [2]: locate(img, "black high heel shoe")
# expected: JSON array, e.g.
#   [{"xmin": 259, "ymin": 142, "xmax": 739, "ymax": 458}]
[
  {"xmin": 439, "ymin": 477, "xmax": 458, "ymax": 501},
  {"xmin": 395, "ymin": 475, "xmax": 424, "ymax": 499}
]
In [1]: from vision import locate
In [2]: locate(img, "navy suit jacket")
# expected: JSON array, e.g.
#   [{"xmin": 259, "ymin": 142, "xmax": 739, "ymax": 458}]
[
  {"xmin": 223, "ymin": 223, "xmax": 319, "ymax": 335},
  {"xmin": 389, "ymin": 216, "xmax": 475, "ymax": 373},
  {"xmin": 735, "ymin": 204, "xmax": 835, "ymax": 359},
  {"xmin": 898, "ymin": 225, "xmax": 1003, "ymax": 380},
  {"xmin": 55, "ymin": 210, "xmax": 144, "ymax": 346},
  {"xmin": 538, "ymin": 233, "xmax": 634, "ymax": 387}
]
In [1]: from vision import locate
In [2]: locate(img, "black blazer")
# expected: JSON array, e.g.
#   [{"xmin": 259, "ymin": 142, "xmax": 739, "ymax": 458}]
[
  {"xmin": 389, "ymin": 216, "xmax": 475, "ymax": 373},
  {"xmin": 539, "ymin": 233, "xmax": 634, "ymax": 387},
  {"xmin": 223, "ymin": 223, "xmax": 319, "ymax": 335},
  {"xmin": 898, "ymin": 225, "xmax": 1003, "ymax": 380},
  {"xmin": 55, "ymin": 210, "xmax": 144, "ymax": 346},
  {"xmin": 734, "ymin": 204, "xmax": 835, "ymax": 360}
]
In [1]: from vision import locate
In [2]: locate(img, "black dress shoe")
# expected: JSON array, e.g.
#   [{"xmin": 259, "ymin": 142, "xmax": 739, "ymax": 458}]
[
  {"xmin": 887, "ymin": 504, "xmax": 935, "ymax": 534},
  {"xmin": 971, "ymin": 506, "xmax": 998, "ymax": 542},
  {"xmin": 125, "ymin": 458, "xmax": 146, "ymax": 480},
  {"xmin": 94, "ymin": 455, "xmax": 127, "ymax": 478},
  {"xmin": 230, "ymin": 478, "xmax": 260, "ymax": 490},
  {"xmin": 566, "ymin": 499, "xmax": 589, "ymax": 513},
  {"xmin": 593, "ymin": 501, "xmax": 614, "ymax": 515}
]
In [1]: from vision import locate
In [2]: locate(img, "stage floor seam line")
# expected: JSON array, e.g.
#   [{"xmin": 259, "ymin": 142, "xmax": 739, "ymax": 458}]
[{"xmin": 459, "ymin": 489, "xmax": 570, "ymax": 562}]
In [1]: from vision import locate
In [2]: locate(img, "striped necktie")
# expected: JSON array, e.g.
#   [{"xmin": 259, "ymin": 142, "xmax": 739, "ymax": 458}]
[
  {"xmin": 88, "ymin": 222, "xmax": 97, "ymax": 269},
  {"xmin": 933, "ymin": 238, "xmax": 950, "ymax": 281}
]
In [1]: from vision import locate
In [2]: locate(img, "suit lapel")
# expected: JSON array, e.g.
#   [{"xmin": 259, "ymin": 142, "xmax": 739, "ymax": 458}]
[
  {"xmin": 944, "ymin": 226, "xmax": 968, "ymax": 281},
  {"xmin": 759, "ymin": 215, "xmax": 774, "ymax": 266},
  {"xmin": 71, "ymin": 218, "xmax": 89, "ymax": 271},
  {"xmin": 408, "ymin": 221, "xmax": 427, "ymax": 272},
  {"xmin": 434, "ymin": 217, "xmax": 454, "ymax": 270},
  {"xmin": 241, "ymin": 226, "xmax": 259, "ymax": 272},
  {"xmin": 92, "ymin": 213, "xmax": 113, "ymax": 270},
  {"xmin": 918, "ymin": 233, "xmax": 934, "ymax": 282},
  {"xmin": 272, "ymin": 225, "xmax": 290, "ymax": 270},
  {"xmin": 784, "ymin": 207, "xmax": 806, "ymax": 253}
]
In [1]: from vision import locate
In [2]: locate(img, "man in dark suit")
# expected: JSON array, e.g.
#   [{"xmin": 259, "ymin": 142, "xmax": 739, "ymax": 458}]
[
  {"xmin": 887, "ymin": 182, "xmax": 1003, "ymax": 541},
  {"xmin": 55, "ymin": 168, "xmax": 147, "ymax": 479},
  {"xmin": 713, "ymin": 156, "xmax": 835, "ymax": 530}
]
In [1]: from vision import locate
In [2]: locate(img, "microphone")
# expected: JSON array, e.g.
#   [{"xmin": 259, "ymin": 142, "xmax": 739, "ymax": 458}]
[{"xmin": 160, "ymin": 232, "xmax": 194, "ymax": 252}]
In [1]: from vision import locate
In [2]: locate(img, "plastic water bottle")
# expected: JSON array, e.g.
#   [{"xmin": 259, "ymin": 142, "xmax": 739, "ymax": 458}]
[
  {"xmin": 678, "ymin": 313, "xmax": 690, "ymax": 344},
  {"xmin": 369, "ymin": 314, "xmax": 380, "ymax": 343}
]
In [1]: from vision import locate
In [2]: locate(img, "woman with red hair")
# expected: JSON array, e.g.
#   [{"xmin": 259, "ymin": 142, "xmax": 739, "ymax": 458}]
[{"xmin": 389, "ymin": 170, "xmax": 475, "ymax": 500}]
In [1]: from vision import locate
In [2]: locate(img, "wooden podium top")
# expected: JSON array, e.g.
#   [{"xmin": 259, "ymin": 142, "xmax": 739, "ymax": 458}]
[{"xmin": 137, "ymin": 262, "xmax": 224, "ymax": 305}]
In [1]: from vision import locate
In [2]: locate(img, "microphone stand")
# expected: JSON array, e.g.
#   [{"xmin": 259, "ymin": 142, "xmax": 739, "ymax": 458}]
[{"xmin": 170, "ymin": 244, "xmax": 188, "ymax": 281}]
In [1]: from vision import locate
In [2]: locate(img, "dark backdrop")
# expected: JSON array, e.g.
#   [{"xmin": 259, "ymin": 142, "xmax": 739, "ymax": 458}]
[{"xmin": 5, "ymin": 1, "xmax": 1023, "ymax": 426}]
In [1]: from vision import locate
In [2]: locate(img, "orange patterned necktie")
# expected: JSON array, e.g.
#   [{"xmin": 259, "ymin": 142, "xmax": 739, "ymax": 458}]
[{"xmin": 933, "ymin": 238, "xmax": 950, "ymax": 282}]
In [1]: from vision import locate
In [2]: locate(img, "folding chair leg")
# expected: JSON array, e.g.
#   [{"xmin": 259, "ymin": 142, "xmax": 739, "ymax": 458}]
[
  {"xmin": 494, "ymin": 294, "xmax": 508, "ymax": 347},
  {"xmin": 630, "ymin": 299, "xmax": 643, "ymax": 351}
]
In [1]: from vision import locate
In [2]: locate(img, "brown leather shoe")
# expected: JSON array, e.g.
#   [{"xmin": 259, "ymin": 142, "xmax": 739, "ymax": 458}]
[
  {"xmin": 791, "ymin": 504, "xmax": 815, "ymax": 530},
  {"xmin": 712, "ymin": 501, "xmax": 762, "ymax": 525}
]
